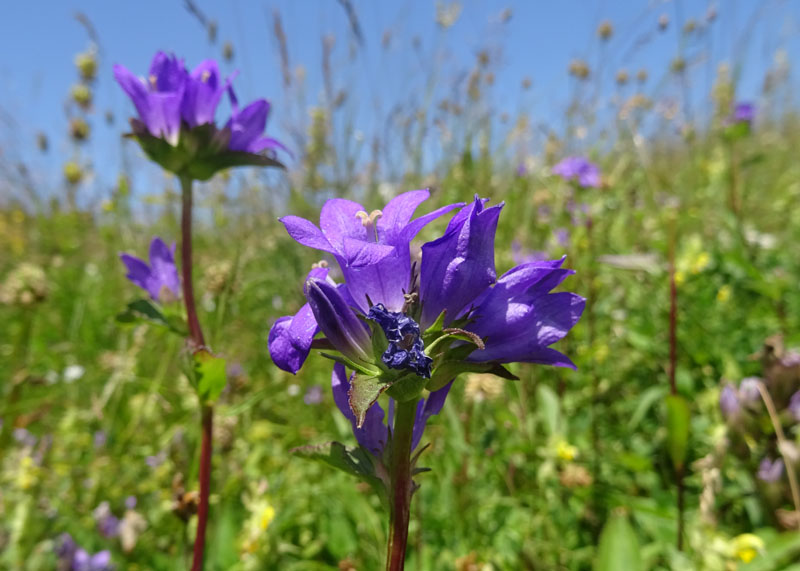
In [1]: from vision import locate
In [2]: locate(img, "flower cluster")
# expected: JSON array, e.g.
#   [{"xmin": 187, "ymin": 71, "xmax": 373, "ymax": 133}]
[
  {"xmin": 269, "ymin": 190, "xmax": 584, "ymax": 452},
  {"xmin": 114, "ymin": 52, "xmax": 287, "ymax": 179}
]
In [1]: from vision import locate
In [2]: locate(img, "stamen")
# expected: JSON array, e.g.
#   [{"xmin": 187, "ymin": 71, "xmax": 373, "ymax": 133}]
[
  {"xmin": 148, "ymin": 75, "xmax": 158, "ymax": 88},
  {"xmin": 201, "ymin": 70, "xmax": 211, "ymax": 82},
  {"xmin": 355, "ymin": 209, "xmax": 383, "ymax": 241},
  {"xmin": 311, "ymin": 260, "xmax": 329, "ymax": 269}
]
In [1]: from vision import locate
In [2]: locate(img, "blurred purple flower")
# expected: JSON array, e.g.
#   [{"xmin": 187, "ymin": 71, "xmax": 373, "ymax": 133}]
[
  {"xmin": 515, "ymin": 163, "xmax": 527, "ymax": 177},
  {"xmin": 72, "ymin": 548, "xmax": 113, "ymax": 571},
  {"xmin": 731, "ymin": 102, "xmax": 755, "ymax": 126},
  {"xmin": 120, "ymin": 237, "xmax": 181, "ymax": 303},
  {"xmin": 93, "ymin": 502, "xmax": 120, "ymax": 538},
  {"xmin": 789, "ymin": 391, "xmax": 800, "ymax": 422},
  {"xmin": 145, "ymin": 450, "xmax": 167, "ymax": 469},
  {"xmin": 552, "ymin": 156, "xmax": 602, "ymax": 188},
  {"xmin": 511, "ymin": 240, "xmax": 548, "ymax": 265},
  {"xmin": 738, "ymin": 377, "xmax": 762, "ymax": 407},
  {"xmin": 719, "ymin": 384, "xmax": 740, "ymax": 420},
  {"xmin": 55, "ymin": 533, "xmax": 77, "ymax": 561},
  {"xmin": 13, "ymin": 427, "xmax": 36, "ymax": 447},
  {"xmin": 93, "ymin": 431, "xmax": 107, "ymax": 449},
  {"xmin": 303, "ymin": 385, "xmax": 324, "ymax": 405},
  {"xmin": 114, "ymin": 50, "xmax": 288, "ymax": 159},
  {"xmin": 554, "ymin": 228, "xmax": 570, "ymax": 248},
  {"xmin": 757, "ymin": 457, "xmax": 784, "ymax": 483},
  {"xmin": 125, "ymin": 496, "xmax": 137, "ymax": 510}
]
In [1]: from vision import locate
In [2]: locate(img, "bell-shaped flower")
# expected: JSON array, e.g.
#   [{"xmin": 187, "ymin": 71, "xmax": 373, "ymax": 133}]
[
  {"xmin": 552, "ymin": 156, "xmax": 602, "ymax": 188},
  {"xmin": 119, "ymin": 237, "xmax": 180, "ymax": 303}
]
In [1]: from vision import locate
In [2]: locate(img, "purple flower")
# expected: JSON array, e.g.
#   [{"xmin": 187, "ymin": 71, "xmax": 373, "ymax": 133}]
[
  {"xmin": 738, "ymin": 377, "xmax": 762, "ymax": 407},
  {"xmin": 55, "ymin": 533, "xmax": 77, "ymax": 561},
  {"xmin": 72, "ymin": 548, "xmax": 113, "ymax": 571},
  {"xmin": 515, "ymin": 163, "xmax": 527, "ymax": 177},
  {"xmin": 93, "ymin": 431, "xmax": 107, "ymax": 449},
  {"xmin": 305, "ymin": 277, "xmax": 371, "ymax": 364},
  {"xmin": 719, "ymin": 384, "xmax": 740, "ymax": 420},
  {"xmin": 554, "ymin": 228, "xmax": 570, "ymax": 248},
  {"xmin": 420, "ymin": 197, "xmax": 503, "ymax": 327},
  {"xmin": 789, "ymin": 391, "xmax": 800, "ymax": 422},
  {"xmin": 552, "ymin": 156, "xmax": 602, "ymax": 188},
  {"xmin": 114, "ymin": 51, "xmax": 288, "ymax": 175},
  {"xmin": 464, "ymin": 258, "xmax": 584, "ymax": 367},
  {"xmin": 330, "ymin": 363, "xmax": 452, "ymax": 456},
  {"xmin": 757, "ymin": 457, "xmax": 784, "ymax": 483},
  {"xmin": 731, "ymin": 102, "xmax": 755, "ymax": 126},
  {"xmin": 303, "ymin": 385, "xmax": 324, "ymax": 405},
  {"xmin": 145, "ymin": 450, "xmax": 166, "ymax": 469},
  {"xmin": 13, "ymin": 427, "xmax": 36, "ymax": 447},
  {"xmin": 225, "ymin": 86, "xmax": 290, "ymax": 156},
  {"xmin": 93, "ymin": 502, "xmax": 120, "ymax": 538},
  {"xmin": 125, "ymin": 496, "xmax": 137, "ymax": 510},
  {"xmin": 120, "ymin": 237, "xmax": 180, "ymax": 303},
  {"xmin": 279, "ymin": 189, "xmax": 462, "ymax": 312},
  {"xmin": 113, "ymin": 52, "xmax": 185, "ymax": 145},
  {"xmin": 511, "ymin": 240, "xmax": 548, "ymax": 266}
]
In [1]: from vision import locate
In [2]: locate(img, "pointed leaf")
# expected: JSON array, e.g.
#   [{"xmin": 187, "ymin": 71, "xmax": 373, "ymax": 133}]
[
  {"xmin": 348, "ymin": 374, "xmax": 388, "ymax": 428},
  {"xmin": 665, "ymin": 394, "xmax": 690, "ymax": 471},
  {"xmin": 595, "ymin": 510, "xmax": 643, "ymax": 571},
  {"xmin": 194, "ymin": 351, "xmax": 227, "ymax": 403}
]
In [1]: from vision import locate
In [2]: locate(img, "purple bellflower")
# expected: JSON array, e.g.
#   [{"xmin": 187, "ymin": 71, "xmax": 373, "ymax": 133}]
[
  {"xmin": 269, "ymin": 191, "xmax": 583, "ymax": 458},
  {"xmin": 120, "ymin": 237, "xmax": 180, "ymax": 303},
  {"xmin": 719, "ymin": 384, "xmax": 741, "ymax": 421},
  {"xmin": 73, "ymin": 549, "xmax": 113, "ymax": 571},
  {"xmin": 552, "ymin": 156, "xmax": 602, "ymax": 188},
  {"xmin": 114, "ymin": 51, "xmax": 286, "ymax": 180}
]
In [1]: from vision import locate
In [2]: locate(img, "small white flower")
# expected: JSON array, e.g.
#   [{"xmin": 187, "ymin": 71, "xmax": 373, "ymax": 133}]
[
  {"xmin": 287, "ymin": 384, "xmax": 300, "ymax": 397},
  {"xmin": 63, "ymin": 365, "xmax": 85, "ymax": 383}
]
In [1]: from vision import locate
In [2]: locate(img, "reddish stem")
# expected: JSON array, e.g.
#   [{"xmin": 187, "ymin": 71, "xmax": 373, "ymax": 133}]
[
  {"xmin": 181, "ymin": 176, "xmax": 213, "ymax": 571},
  {"xmin": 386, "ymin": 399, "xmax": 416, "ymax": 571}
]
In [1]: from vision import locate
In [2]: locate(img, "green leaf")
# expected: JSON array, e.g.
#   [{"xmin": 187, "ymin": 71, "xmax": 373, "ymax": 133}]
[
  {"xmin": 194, "ymin": 351, "xmax": 227, "ymax": 403},
  {"xmin": 627, "ymin": 386, "xmax": 668, "ymax": 431},
  {"xmin": 348, "ymin": 374, "xmax": 388, "ymax": 427},
  {"xmin": 664, "ymin": 394, "xmax": 690, "ymax": 471},
  {"xmin": 292, "ymin": 442, "xmax": 386, "ymax": 501},
  {"xmin": 537, "ymin": 384, "xmax": 561, "ymax": 436},
  {"xmin": 595, "ymin": 510, "xmax": 643, "ymax": 571},
  {"xmin": 385, "ymin": 373, "xmax": 427, "ymax": 403},
  {"xmin": 116, "ymin": 299, "xmax": 186, "ymax": 334}
]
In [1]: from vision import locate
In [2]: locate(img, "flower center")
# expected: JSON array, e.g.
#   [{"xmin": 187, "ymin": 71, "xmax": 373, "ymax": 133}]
[
  {"xmin": 355, "ymin": 209, "xmax": 382, "ymax": 242},
  {"xmin": 367, "ymin": 303, "xmax": 432, "ymax": 378},
  {"xmin": 201, "ymin": 70, "xmax": 211, "ymax": 82}
]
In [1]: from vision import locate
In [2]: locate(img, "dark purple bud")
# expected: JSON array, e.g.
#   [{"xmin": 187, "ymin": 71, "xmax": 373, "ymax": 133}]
[{"xmin": 367, "ymin": 303, "xmax": 432, "ymax": 378}]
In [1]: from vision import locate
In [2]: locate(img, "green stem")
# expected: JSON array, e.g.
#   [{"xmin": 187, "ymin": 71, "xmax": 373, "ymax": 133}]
[{"xmin": 385, "ymin": 399, "xmax": 418, "ymax": 571}]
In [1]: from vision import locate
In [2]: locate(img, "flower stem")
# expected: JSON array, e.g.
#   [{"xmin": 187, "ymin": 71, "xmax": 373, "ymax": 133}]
[
  {"xmin": 386, "ymin": 399, "xmax": 417, "ymax": 571},
  {"xmin": 180, "ymin": 175, "xmax": 213, "ymax": 571}
]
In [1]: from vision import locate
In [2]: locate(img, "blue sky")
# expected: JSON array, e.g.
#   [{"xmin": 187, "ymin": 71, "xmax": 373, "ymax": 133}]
[{"xmin": 1, "ymin": 0, "xmax": 797, "ymax": 197}]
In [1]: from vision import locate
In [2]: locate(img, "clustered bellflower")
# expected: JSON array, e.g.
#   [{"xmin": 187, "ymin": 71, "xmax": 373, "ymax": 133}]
[
  {"xmin": 114, "ymin": 51, "xmax": 288, "ymax": 180},
  {"xmin": 269, "ymin": 189, "xmax": 584, "ymax": 455},
  {"xmin": 552, "ymin": 156, "xmax": 602, "ymax": 188},
  {"xmin": 119, "ymin": 237, "xmax": 180, "ymax": 303}
]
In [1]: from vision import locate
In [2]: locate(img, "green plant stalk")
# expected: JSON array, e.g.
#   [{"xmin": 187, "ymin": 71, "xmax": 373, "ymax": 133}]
[
  {"xmin": 668, "ymin": 216, "xmax": 685, "ymax": 550},
  {"xmin": 181, "ymin": 175, "xmax": 213, "ymax": 571},
  {"xmin": 386, "ymin": 398, "xmax": 418, "ymax": 571}
]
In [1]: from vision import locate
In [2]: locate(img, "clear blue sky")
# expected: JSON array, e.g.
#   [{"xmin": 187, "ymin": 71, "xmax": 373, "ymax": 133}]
[{"xmin": 1, "ymin": 0, "xmax": 797, "ymax": 198}]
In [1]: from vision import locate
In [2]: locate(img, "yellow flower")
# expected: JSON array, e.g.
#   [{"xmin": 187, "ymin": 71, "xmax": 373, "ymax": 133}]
[
  {"xmin": 730, "ymin": 533, "xmax": 764, "ymax": 563},
  {"xmin": 259, "ymin": 504, "xmax": 276, "ymax": 531},
  {"xmin": 716, "ymin": 285, "xmax": 732, "ymax": 303},
  {"xmin": 675, "ymin": 271, "xmax": 686, "ymax": 286},
  {"xmin": 556, "ymin": 441, "xmax": 578, "ymax": 462},
  {"xmin": 690, "ymin": 251, "xmax": 711, "ymax": 274}
]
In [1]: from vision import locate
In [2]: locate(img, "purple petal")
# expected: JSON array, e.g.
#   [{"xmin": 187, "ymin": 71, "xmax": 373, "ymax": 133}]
[
  {"xmin": 182, "ymin": 59, "xmax": 225, "ymax": 127},
  {"xmin": 148, "ymin": 52, "xmax": 185, "ymax": 92},
  {"xmin": 377, "ymin": 189, "xmax": 432, "ymax": 242},
  {"xmin": 331, "ymin": 363, "xmax": 388, "ymax": 455},
  {"xmin": 411, "ymin": 380, "xmax": 453, "ymax": 450},
  {"xmin": 120, "ymin": 253, "xmax": 153, "ymax": 297},
  {"xmin": 279, "ymin": 215, "xmax": 334, "ymax": 253},
  {"xmin": 227, "ymin": 99, "xmax": 269, "ymax": 152},
  {"xmin": 420, "ymin": 197, "xmax": 503, "ymax": 327},
  {"xmin": 305, "ymin": 278, "xmax": 371, "ymax": 362},
  {"xmin": 113, "ymin": 64, "xmax": 152, "ymax": 126},
  {"xmin": 319, "ymin": 198, "xmax": 368, "ymax": 253},
  {"xmin": 148, "ymin": 237, "xmax": 181, "ymax": 301},
  {"xmin": 339, "ymin": 238, "xmax": 396, "ymax": 268}
]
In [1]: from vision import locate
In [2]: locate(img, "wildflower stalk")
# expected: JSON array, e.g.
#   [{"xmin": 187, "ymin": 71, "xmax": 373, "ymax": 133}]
[
  {"xmin": 754, "ymin": 380, "xmax": 800, "ymax": 526},
  {"xmin": 386, "ymin": 398, "xmax": 418, "ymax": 571},
  {"xmin": 180, "ymin": 175, "xmax": 213, "ymax": 571},
  {"xmin": 668, "ymin": 219, "xmax": 686, "ymax": 550}
]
